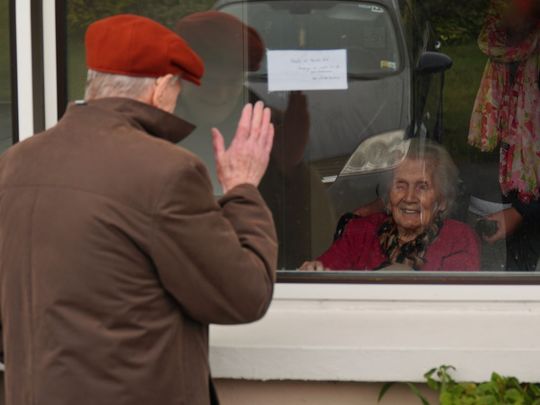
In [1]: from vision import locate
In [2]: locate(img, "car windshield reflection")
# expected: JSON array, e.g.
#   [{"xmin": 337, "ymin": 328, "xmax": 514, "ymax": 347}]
[{"xmin": 218, "ymin": 1, "xmax": 402, "ymax": 78}]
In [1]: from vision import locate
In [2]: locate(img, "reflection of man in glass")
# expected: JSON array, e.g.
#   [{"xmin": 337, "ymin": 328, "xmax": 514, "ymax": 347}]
[
  {"xmin": 176, "ymin": 12, "xmax": 328, "ymax": 268},
  {"xmin": 468, "ymin": 0, "xmax": 540, "ymax": 270},
  {"xmin": 175, "ymin": 11, "xmax": 267, "ymax": 190}
]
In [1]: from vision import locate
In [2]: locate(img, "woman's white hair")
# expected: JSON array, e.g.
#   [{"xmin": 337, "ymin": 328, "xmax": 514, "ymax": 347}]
[
  {"xmin": 84, "ymin": 69, "xmax": 156, "ymax": 101},
  {"xmin": 380, "ymin": 138, "xmax": 459, "ymax": 219}
]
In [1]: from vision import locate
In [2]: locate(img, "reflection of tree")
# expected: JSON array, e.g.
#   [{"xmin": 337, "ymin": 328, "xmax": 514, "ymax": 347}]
[
  {"xmin": 67, "ymin": 0, "xmax": 214, "ymax": 33},
  {"xmin": 64, "ymin": 0, "xmax": 493, "ymax": 45},
  {"xmin": 65, "ymin": 0, "xmax": 490, "ymax": 41},
  {"xmin": 425, "ymin": 0, "xmax": 490, "ymax": 43}
]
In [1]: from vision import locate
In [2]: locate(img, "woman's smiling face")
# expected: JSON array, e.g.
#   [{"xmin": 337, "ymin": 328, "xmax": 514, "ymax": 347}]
[{"xmin": 388, "ymin": 158, "xmax": 446, "ymax": 241}]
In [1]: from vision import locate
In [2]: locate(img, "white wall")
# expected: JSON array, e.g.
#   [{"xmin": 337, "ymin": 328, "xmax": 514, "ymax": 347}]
[{"xmin": 211, "ymin": 283, "xmax": 540, "ymax": 382}]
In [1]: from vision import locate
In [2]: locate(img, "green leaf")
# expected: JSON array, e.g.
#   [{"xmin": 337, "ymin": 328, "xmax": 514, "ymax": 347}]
[
  {"xmin": 530, "ymin": 384, "xmax": 540, "ymax": 396},
  {"xmin": 504, "ymin": 388, "xmax": 525, "ymax": 403},
  {"xmin": 439, "ymin": 391, "xmax": 453, "ymax": 404},
  {"xmin": 475, "ymin": 394, "xmax": 498, "ymax": 405},
  {"xmin": 405, "ymin": 382, "xmax": 431, "ymax": 405},
  {"xmin": 477, "ymin": 382, "xmax": 498, "ymax": 396},
  {"xmin": 424, "ymin": 367, "xmax": 438, "ymax": 380},
  {"xmin": 426, "ymin": 376, "xmax": 441, "ymax": 391},
  {"xmin": 378, "ymin": 382, "xmax": 396, "ymax": 403},
  {"xmin": 421, "ymin": 365, "xmax": 540, "ymax": 405}
]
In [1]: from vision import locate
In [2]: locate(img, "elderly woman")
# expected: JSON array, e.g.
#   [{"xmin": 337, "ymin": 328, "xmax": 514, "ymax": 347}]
[{"xmin": 301, "ymin": 139, "xmax": 481, "ymax": 271}]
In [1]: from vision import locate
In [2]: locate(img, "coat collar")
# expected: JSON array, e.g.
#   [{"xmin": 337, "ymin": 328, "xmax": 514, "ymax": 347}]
[{"xmin": 69, "ymin": 97, "xmax": 195, "ymax": 143}]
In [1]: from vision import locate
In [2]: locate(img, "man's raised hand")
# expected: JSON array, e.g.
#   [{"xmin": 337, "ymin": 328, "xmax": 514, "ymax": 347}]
[{"xmin": 212, "ymin": 101, "xmax": 274, "ymax": 193}]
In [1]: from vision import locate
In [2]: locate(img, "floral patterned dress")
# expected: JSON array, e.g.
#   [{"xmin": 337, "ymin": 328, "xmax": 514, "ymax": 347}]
[{"xmin": 468, "ymin": 0, "xmax": 540, "ymax": 203}]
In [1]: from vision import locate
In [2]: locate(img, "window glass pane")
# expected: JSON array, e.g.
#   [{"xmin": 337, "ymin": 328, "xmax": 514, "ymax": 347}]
[
  {"xmin": 0, "ymin": 0, "xmax": 12, "ymax": 151},
  {"xmin": 64, "ymin": 0, "xmax": 540, "ymax": 274}
]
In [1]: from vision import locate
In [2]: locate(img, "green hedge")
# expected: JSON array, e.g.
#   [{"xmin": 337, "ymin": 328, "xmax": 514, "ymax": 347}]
[
  {"xmin": 65, "ymin": 0, "xmax": 492, "ymax": 44},
  {"xmin": 426, "ymin": 0, "xmax": 490, "ymax": 44},
  {"xmin": 67, "ymin": 0, "xmax": 214, "ymax": 33}
]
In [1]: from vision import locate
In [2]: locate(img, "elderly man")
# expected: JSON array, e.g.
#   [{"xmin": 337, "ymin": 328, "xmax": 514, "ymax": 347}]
[{"xmin": 0, "ymin": 14, "xmax": 276, "ymax": 405}]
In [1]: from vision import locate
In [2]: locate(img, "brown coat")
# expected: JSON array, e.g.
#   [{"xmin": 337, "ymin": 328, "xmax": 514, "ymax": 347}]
[{"xmin": 0, "ymin": 98, "xmax": 277, "ymax": 405}]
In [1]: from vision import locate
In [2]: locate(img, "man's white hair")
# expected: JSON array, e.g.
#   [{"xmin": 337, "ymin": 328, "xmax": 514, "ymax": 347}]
[{"xmin": 84, "ymin": 69, "xmax": 156, "ymax": 101}]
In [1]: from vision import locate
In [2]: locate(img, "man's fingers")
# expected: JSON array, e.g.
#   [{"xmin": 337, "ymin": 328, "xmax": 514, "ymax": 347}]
[
  {"xmin": 235, "ymin": 103, "xmax": 253, "ymax": 142},
  {"xmin": 264, "ymin": 123, "xmax": 275, "ymax": 155},
  {"xmin": 258, "ymin": 107, "xmax": 271, "ymax": 145},
  {"xmin": 248, "ymin": 101, "xmax": 264, "ymax": 140},
  {"xmin": 211, "ymin": 128, "xmax": 225, "ymax": 162}
]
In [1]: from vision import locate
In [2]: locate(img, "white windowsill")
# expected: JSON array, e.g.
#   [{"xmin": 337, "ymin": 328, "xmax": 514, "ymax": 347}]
[{"xmin": 210, "ymin": 283, "xmax": 540, "ymax": 382}]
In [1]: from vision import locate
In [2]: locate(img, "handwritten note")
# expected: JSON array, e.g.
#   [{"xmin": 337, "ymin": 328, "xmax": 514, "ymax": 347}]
[{"xmin": 267, "ymin": 49, "xmax": 348, "ymax": 92}]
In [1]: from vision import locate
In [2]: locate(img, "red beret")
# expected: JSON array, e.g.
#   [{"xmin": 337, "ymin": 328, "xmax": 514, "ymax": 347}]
[
  {"xmin": 86, "ymin": 14, "xmax": 204, "ymax": 85},
  {"xmin": 176, "ymin": 11, "xmax": 264, "ymax": 72}
]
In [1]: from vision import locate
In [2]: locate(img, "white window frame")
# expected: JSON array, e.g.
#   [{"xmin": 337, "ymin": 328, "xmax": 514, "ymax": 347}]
[
  {"xmin": 15, "ymin": 0, "xmax": 34, "ymax": 140},
  {"xmin": 43, "ymin": 0, "xmax": 58, "ymax": 130}
]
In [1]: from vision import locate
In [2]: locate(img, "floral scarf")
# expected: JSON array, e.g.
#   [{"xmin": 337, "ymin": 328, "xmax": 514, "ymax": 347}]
[
  {"xmin": 377, "ymin": 215, "xmax": 443, "ymax": 270},
  {"xmin": 468, "ymin": 0, "xmax": 540, "ymax": 203}
]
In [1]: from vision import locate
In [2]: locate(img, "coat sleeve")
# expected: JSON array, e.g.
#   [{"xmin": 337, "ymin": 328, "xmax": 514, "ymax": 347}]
[
  {"xmin": 439, "ymin": 225, "xmax": 481, "ymax": 271},
  {"xmin": 150, "ymin": 158, "xmax": 277, "ymax": 325}
]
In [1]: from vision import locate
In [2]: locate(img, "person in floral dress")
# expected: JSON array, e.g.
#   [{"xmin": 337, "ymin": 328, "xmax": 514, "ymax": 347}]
[{"xmin": 469, "ymin": 0, "xmax": 540, "ymax": 270}]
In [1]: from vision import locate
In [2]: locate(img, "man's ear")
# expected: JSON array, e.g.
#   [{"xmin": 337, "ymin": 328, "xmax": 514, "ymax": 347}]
[{"xmin": 151, "ymin": 74, "xmax": 181, "ymax": 111}]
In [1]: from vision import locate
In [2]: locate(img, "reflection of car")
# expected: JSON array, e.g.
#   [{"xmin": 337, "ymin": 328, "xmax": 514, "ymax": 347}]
[{"xmin": 214, "ymin": 0, "xmax": 452, "ymax": 195}]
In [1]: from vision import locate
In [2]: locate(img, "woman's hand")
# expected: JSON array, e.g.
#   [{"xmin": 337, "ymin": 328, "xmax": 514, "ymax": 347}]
[
  {"xmin": 483, "ymin": 207, "xmax": 523, "ymax": 244},
  {"xmin": 299, "ymin": 260, "xmax": 328, "ymax": 271}
]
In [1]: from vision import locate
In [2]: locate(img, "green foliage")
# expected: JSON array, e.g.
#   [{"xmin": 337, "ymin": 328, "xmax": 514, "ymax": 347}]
[
  {"xmin": 441, "ymin": 41, "xmax": 498, "ymax": 164},
  {"xmin": 379, "ymin": 365, "xmax": 540, "ymax": 405},
  {"xmin": 64, "ymin": 0, "xmax": 491, "ymax": 43},
  {"xmin": 66, "ymin": 0, "xmax": 214, "ymax": 34},
  {"xmin": 424, "ymin": 0, "xmax": 490, "ymax": 44}
]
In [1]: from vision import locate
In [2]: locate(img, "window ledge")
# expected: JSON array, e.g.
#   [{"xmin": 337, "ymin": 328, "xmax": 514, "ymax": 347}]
[{"xmin": 210, "ymin": 284, "xmax": 540, "ymax": 382}]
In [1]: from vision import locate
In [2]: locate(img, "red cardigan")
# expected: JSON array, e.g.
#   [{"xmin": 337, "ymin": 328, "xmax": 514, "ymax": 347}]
[{"xmin": 318, "ymin": 213, "xmax": 481, "ymax": 271}]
